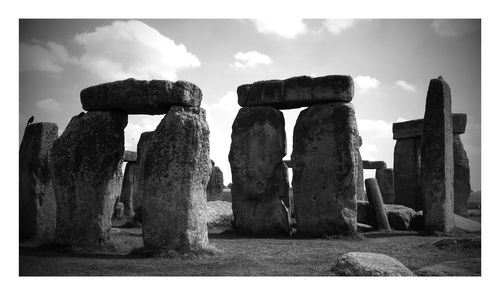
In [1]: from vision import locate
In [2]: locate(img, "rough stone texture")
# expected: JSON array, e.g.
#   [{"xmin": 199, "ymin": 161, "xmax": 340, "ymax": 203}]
[
  {"xmin": 376, "ymin": 168, "xmax": 395, "ymax": 204},
  {"xmin": 120, "ymin": 162, "xmax": 137, "ymax": 218},
  {"xmin": 19, "ymin": 122, "xmax": 58, "ymax": 242},
  {"xmin": 142, "ymin": 106, "xmax": 211, "ymax": 251},
  {"xmin": 207, "ymin": 164, "xmax": 224, "ymax": 201},
  {"xmin": 81, "ymin": 78, "xmax": 202, "ymax": 114},
  {"xmin": 229, "ymin": 106, "xmax": 290, "ymax": 235},
  {"xmin": 356, "ymin": 201, "xmax": 372, "ymax": 225},
  {"xmin": 355, "ymin": 136, "xmax": 365, "ymax": 201},
  {"xmin": 113, "ymin": 202, "xmax": 125, "ymax": 220},
  {"xmin": 51, "ymin": 111, "xmax": 127, "ymax": 246},
  {"xmin": 132, "ymin": 131, "xmax": 154, "ymax": 212},
  {"xmin": 421, "ymin": 77, "xmax": 454, "ymax": 233},
  {"xmin": 453, "ymin": 134, "xmax": 471, "ymax": 217},
  {"xmin": 393, "ymin": 137, "xmax": 423, "ymax": 211},
  {"xmin": 362, "ymin": 161, "xmax": 387, "ymax": 170},
  {"xmin": 410, "ymin": 211, "xmax": 424, "ymax": 231},
  {"xmin": 206, "ymin": 201, "xmax": 234, "ymax": 232},
  {"xmin": 414, "ymin": 258, "xmax": 480, "ymax": 276},
  {"xmin": 365, "ymin": 178, "xmax": 391, "ymax": 231},
  {"xmin": 292, "ymin": 102, "xmax": 359, "ymax": 236},
  {"xmin": 454, "ymin": 214, "xmax": 481, "ymax": 233},
  {"xmin": 283, "ymin": 160, "xmax": 292, "ymax": 167},
  {"xmin": 385, "ymin": 204, "xmax": 417, "ymax": 231},
  {"xmin": 123, "ymin": 150, "xmax": 137, "ymax": 162},
  {"xmin": 393, "ymin": 113, "xmax": 467, "ymax": 140},
  {"xmin": 237, "ymin": 75, "xmax": 354, "ymax": 109},
  {"xmin": 332, "ymin": 252, "xmax": 414, "ymax": 276}
]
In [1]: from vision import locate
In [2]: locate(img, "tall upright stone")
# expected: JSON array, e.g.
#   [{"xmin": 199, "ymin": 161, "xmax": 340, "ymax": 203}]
[
  {"xmin": 206, "ymin": 162, "xmax": 224, "ymax": 201},
  {"xmin": 120, "ymin": 161, "xmax": 137, "ymax": 218},
  {"xmin": 365, "ymin": 178, "xmax": 391, "ymax": 231},
  {"xmin": 356, "ymin": 136, "xmax": 365, "ymax": 201},
  {"xmin": 142, "ymin": 106, "xmax": 211, "ymax": 252},
  {"xmin": 420, "ymin": 77, "xmax": 454, "ymax": 233},
  {"xmin": 51, "ymin": 111, "xmax": 127, "ymax": 247},
  {"xmin": 229, "ymin": 106, "xmax": 290, "ymax": 235},
  {"xmin": 453, "ymin": 134, "xmax": 471, "ymax": 217},
  {"xmin": 375, "ymin": 168, "xmax": 395, "ymax": 204},
  {"xmin": 132, "ymin": 131, "xmax": 154, "ymax": 213},
  {"xmin": 292, "ymin": 102, "xmax": 359, "ymax": 236},
  {"xmin": 19, "ymin": 122, "xmax": 58, "ymax": 242}
]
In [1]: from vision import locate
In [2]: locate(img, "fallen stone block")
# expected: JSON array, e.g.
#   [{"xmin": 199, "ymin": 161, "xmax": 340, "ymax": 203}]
[{"xmin": 331, "ymin": 252, "xmax": 414, "ymax": 276}]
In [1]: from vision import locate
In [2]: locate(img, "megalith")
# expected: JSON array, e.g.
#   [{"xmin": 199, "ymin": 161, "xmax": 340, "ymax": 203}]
[
  {"xmin": 356, "ymin": 136, "xmax": 365, "ymax": 201},
  {"xmin": 19, "ymin": 122, "xmax": 58, "ymax": 242},
  {"xmin": 132, "ymin": 131, "xmax": 154, "ymax": 214},
  {"xmin": 375, "ymin": 168, "xmax": 395, "ymax": 204},
  {"xmin": 453, "ymin": 134, "xmax": 471, "ymax": 217},
  {"xmin": 120, "ymin": 161, "xmax": 137, "ymax": 218},
  {"xmin": 51, "ymin": 111, "xmax": 127, "ymax": 247},
  {"xmin": 142, "ymin": 106, "xmax": 211, "ymax": 252},
  {"xmin": 292, "ymin": 102, "xmax": 359, "ymax": 236},
  {"xmin": 365, "ymin": 178, "xmax": 391, "ymax": 231},
  {"xmin": 420, "ymin": 77, "xmax": 454, "ymax": 233},
  {"xmin": 207, "ymin": 161, "xmax": 224, "ymax": 201},
  {"xmin": 229, "ymin": 106, "xmax": 290, "ymax": 235}
]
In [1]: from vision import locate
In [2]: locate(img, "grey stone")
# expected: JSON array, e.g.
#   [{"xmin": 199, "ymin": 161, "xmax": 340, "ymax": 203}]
[
  {"xmin": 120, "ymin": 162, "xmax": 137, "ymax": 218},
  {"xmin": 19, "ymin": 122, "xmax": 58, "ymax": 242},
  {"xmin": 332, "ymin": 252, "xmax": 414, "ymax": 276},
  {"xmin": 392, "ymin": 113, "xmax": 467, "ymax": 140},
  {"xmin": 365, "ymin": 178, "xmax": 391, "ymax": 231},
  {"xmin": 454, "ymin": 134, "xmax": 471, "ymax": 217},
  {"xmin": 206, "ymin": 201, "xmax": 234, "ymax": 232},
  {"xmin": 385, "ymin": 204, "xmax": 416, "ymax": 230},
  {"xmin": 238, "ymin": 75, "xmax": 354, "ymax": 109},
  {"xmin": 292, "ymin": 102, "xmax": 359, "ymax": 236},
  {"xmin": 393, "ymin": 137, "xmax": 423, "ymax": 211},
  {"xmin": 142, "ymin": 106, "xmax": 211, "ymax": 252},
  {"xmin": 421, "ymin": 77, "xmax": 454, "ymax": 233},
  {"xmin": 81, "ymin": 78, "xmax": 202, "ymax": 114},
  {"xmin": 409, "ymin": 211, "xmax": 424, "ymax": 231},
  {"xmin": 123, "ymin": 150, "xmax": 137, "ymax": 162},
  {"xmin": 356, "ymin": 200, "xmax": 372, "ymax": 225},
  {"xmin": 132, "ymin": 131, "xmax": 154, "ymax": 212},
  {"xmin": 113, "ymin": 202, "xmax": 125, "ymax": 220},
  {"xmin": 283, "ymin": 159, "xmax": 293, "ymax": 168},
  {"xmin": 362, "ymin": 161, "xmax": 387, "ymax": 170},
  {"xmin": 355, "ymin": 136, "xmax": 365, "ymax": 201},
  {"xmin": 207, "ymin": 164, "xmax": 224, "ymax": 201},
  {"xmin": 454, "ymin": 214, "xmax": 481, "ymax": 233},
  {"xmin": 51, "ymin": 111, "xmax": 127, "ymax": 246},
  {"xmin": 229, "ymin": 106, "xmax": 290, "ymax": 235},
  {"xmin": 376, "ymin": 168, "xmax": 395, "ymax": 204}
]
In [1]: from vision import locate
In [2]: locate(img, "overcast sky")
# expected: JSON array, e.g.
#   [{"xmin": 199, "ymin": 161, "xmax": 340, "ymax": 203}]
[{"xmin": 19, "ymin": 19, "xmax": 481, "ymax": 190}]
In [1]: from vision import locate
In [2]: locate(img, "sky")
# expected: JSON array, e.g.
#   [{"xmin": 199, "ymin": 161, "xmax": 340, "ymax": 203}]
[{"xmin": 19, "ymin": 19, "xmax": 481, "ymax": 190}]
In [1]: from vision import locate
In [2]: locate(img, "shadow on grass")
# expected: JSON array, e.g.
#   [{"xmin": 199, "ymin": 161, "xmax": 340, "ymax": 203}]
[{"xmin": 19, "ymin": 243, "xmax": 131, "ymax": 260}]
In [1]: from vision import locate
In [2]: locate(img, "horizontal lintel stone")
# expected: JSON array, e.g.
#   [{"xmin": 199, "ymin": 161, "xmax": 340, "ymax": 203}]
[{"xmin": 393, "ymin": 113, "xmax": 467, "ymax": 139}]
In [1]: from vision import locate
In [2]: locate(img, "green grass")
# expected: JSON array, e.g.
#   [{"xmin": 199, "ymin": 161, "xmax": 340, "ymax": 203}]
[{"xmin": 19, "ymin": 228, "xmax": 480, "ymax": 276}]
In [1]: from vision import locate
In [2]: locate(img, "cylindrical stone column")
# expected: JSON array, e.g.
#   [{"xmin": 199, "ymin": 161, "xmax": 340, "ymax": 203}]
[{"xmin": 365, "ymin": 178, "xmax": 391, "ymax": 231}]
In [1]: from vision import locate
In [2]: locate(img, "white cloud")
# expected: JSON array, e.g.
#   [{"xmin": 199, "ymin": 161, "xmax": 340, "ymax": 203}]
[
  {"xmin": 20, "ymin": 41, "xmax": 76, "ymax": 72},
  {"xmin": 431, "ymin": 19, "xmax": 480, "ymax": 37},
  {"xmin": 231, "ymin": 51, "xmax": 272, "ymax": 69},
  {"xmin": 212, "ymin": 91, "xmax": 240, "ymax": 115},
  {"xmin": 36, "ymin": 98, "xmax": 61, "ymax": 111},
  {"xmin": 396, "ymin": 117, "xmax": 409, "ymax": 123},
  {"xmin": 354, "ymin": 75, "xmax": 380, "ymax": 91},
  {"xmin": 74, "ymin": 20, "xmax": 200, "ymax": 81},
  {"xmin": 395, "ymin": 80, "xmax": 416, "ymax": 92},
  {"xmin": 360, "ymin": 143, "xmax": 379, "ymax": 161},
  {"xmin": 252, "ymin": 19, "xmax": 307, "ymax": 39},
  {"xmin": 323, "ymin": 19, "xmax": 357, "ymax": 34},
  {"xmin": 358, "ymin": 119, "xmax": 393, "ymax": 139},
  {"xmin": 124, "ymin": 115, "xmax": 164, "ymax": 151}
]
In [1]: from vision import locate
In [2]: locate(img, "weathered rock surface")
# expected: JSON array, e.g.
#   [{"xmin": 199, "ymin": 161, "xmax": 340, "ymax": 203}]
[
  {"xmin": 81, "ymin": 78, "xmax": 202, "ymax": 114},
  {"xmin": 142, "ymin": 106, "xmax": 211, "ymax": 251},
  {"xmin": 292, "ymin": 102, "xmax": 359, "ymax": 236},
  {"xmin": 123, "ymin": 150, "xmax": 137, "ymax": 162},
  {"xmin": 355, "ymin": 136, "xmax": 365, "ymax": 201},
  {"xmin": 331, "ymin": 252, "xmax": 414, "ymax": 276},
  {"xmin": 356, "ymin": 201, "xmax": 372, "ymax": 225},
  {"xmin": 414, "ymin": 258, "xmax": 480, "ymax": 276},
  {"xmin": 421, "ymin": 77, "xmax": 454, "ymax": 233},
  {"xmin": 454, "ymin": 214, "xmax": 481, "ymax": 233},
  {"xmin": 453, "ymin": 134, "xmax": 471, "ymax": 217},
  {"xmin": 409, "ymin": 211, "xmax": 424, "ymax": 231},
  {"xmin": 207, "ymin": 164, "xmax": 224, "ymax": 201},
  {"xmin": 229, "ymin": 106, "xmax": 290, "ymax": 235},
  {"xmin": 362, "ymin": 161, "xmax": 387, "ymax": 170},
  {"xmin": 237, "ymin": 75, "xmax": 354, "ymax": 109},
  {"xmin": 385, "ymin": 204, "xmax": 416, "ymax": 230},
  {"xmin": 206, "ymin": 201, "xmax": 234, "ymax": 232},
  {"xmin": 365, "ymin": 178, "xmax": 391, "ymax": 231},
  {"xmin": 19, "ymin": 122, "xmax": 58, "ymax": 242},
  {"xmin": 113, "ymin": 202, "xmax": 125, "ymax": 220},
  {"xmin": 393, "ymin": 113, "xmax": 467, "ymax": 139},
  {"xmin": 132, "ymin": 131, "xmax": 154, "ymax": 212},
  {"xmin": 51, "ymin": 111, "xmax": 127, "ymax": 246},
  {"xmin": 120, "ymin": 162, "xmax": 137, "ymax": 218},
  {"xmin": 376, "ymin": 168, "xmax": 395, "ymax": 204},
  {"xmin": 393, "ymin": 137, "xmax": 422, "ymax": 211}
]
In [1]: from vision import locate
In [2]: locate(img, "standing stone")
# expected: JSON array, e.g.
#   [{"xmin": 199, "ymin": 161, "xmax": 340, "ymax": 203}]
[
  {"xmin": 132, "ymin": 131, "xmax": 154, "ymax": 214},
  {"xmin": 421, "ymin": 77, "xmax": 454, "ymax": 233},
  {"xmin": 142, "ymin": 106, "xmax": 211, "ymax": 252},
  {"xmin": 453, "ymin": 134, "xmax": 471, "ymax": 217},
  {"xmin": 356, "ymin": 136, "xmax": 365, "ymax": 201},
  {"xmin": 376, "ymin": 168, "xmax": 395, "ymax": 204},
  {"xmin": 229, "ymin": 106, "xmax": 290, "ymax": 235},
  {"xmin": 113, "ymin": 202, "xmax": 125, "ymax": 220},
  {"xmin": 207, "ymin": 163, "xmax": 224, "ymax": 201},
  {"xmin": 123, "ymin": 150, "xmax": 137, "ymax": 162},
  {"xmin": 292, "ymin": 102, "xmax": 359, "ymax": 236},
  {"xmin": 51, "ymin": 111, "xmax": 127, "ymax": 247},
  {"xmin": 365, "ymin": 178, "xmax": 391, "ymax": 231},
  {"xmin": 120, "ymin": 162, "xmax": 137, "ymax": 218},
  {"xmin": 19, "ymin": 122, "xmax": 58, "ymax": 242},
  {"xmin": 393, "ymin": 137, "xmax": 423, "ymax": 210}
]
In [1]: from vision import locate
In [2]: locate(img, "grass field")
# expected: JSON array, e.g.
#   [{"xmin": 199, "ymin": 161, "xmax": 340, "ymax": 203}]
[{"xmin": 19, "ymin": 227, "xmax": 480, "ymax": 276}]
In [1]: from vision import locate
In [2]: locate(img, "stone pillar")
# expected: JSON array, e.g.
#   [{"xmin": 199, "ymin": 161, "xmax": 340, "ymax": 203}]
[
  {"xmin": 356, "ymin": 136, "xmax": 365, "ymax": 201},
  {"xmin": 421, "ymin": 77, "xmax": 454, "ymax": 233},
  {"xmin": 142, "ymin": 106, "xmax": 211, "ymax": 252},
  {"xmin": 51, "ymin": 111, "xmax": 127, "ymax": 247},
  {"xmin": 19, "ymin": 122, "xmax": 58, "ymax": 242},
  {"xmin": 292, "ymin": 102, "xmax": 359, "ymax": 236},
  {"xmin": 206, "ymin": 161, "xmax": 224, "ymax": 201},
  {"xmin": 132, "ymin": 131, "xmax": 154, "ymax": 214},
  {"xmin": 229, "ymin": 106, "xmax": 290, "ymax": 235},
  {"xmin": 365, "ymin": 178, "xmax": 391, "ymax": 231},
  {"xmin": 453, "ymin": 134, "xmax": 471, "ymax": 217},
  {"xmin": 375, "ymin": 168, "xmax": 395, "ymax": 204},
  {"xmin": 120, "ymin": 162, "xmax": 137, "ymax": 218}
]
